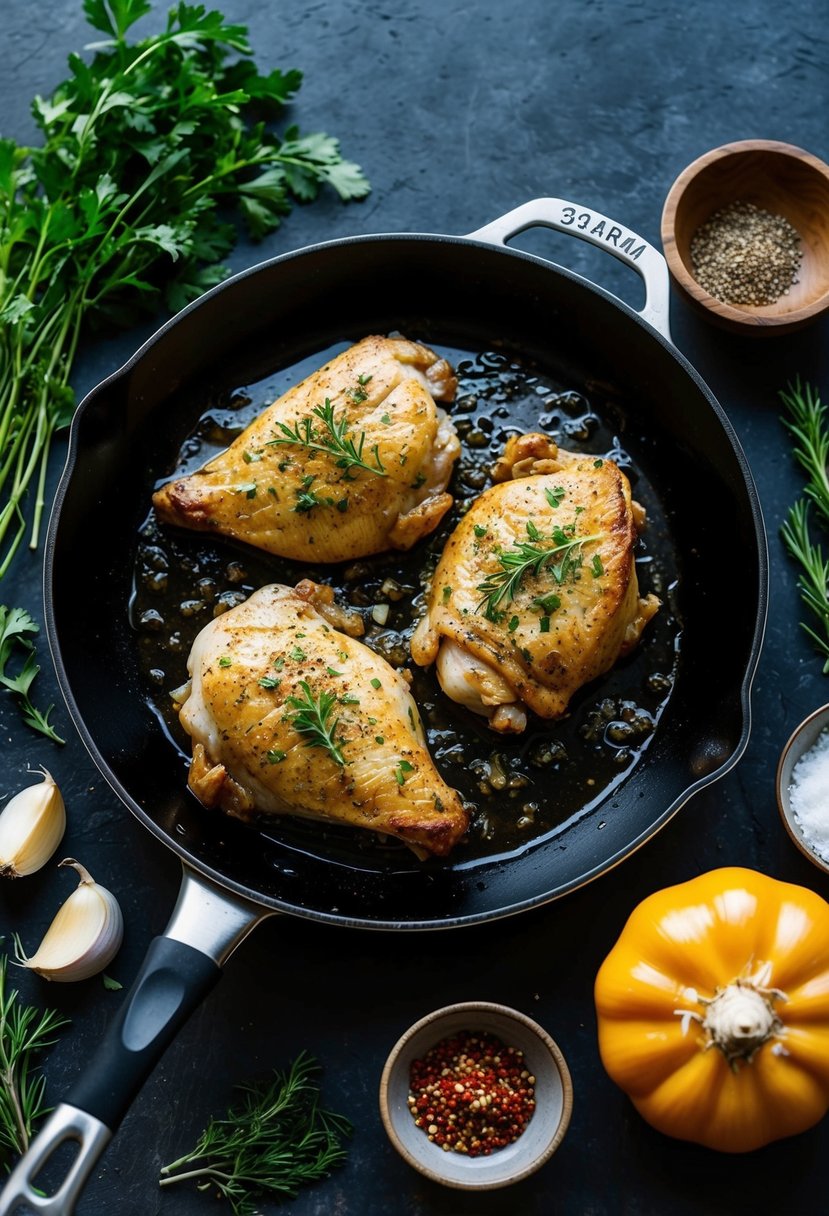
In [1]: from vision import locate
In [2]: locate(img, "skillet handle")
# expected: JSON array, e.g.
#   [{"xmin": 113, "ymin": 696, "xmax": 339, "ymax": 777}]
[
  {"xmin": 0, "ymin": 867, "xmax": 270, "ymax": 1216},
  {"xmin": 468, "ymin": 197, "xmax": 672, "ymax": 341}
]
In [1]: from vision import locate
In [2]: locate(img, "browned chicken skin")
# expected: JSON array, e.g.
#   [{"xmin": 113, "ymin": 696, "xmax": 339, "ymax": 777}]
[
  {"xmin": 176, "ymin": 582, "xmax": 469, "ymax": 858},
  {"xmin": 153, "ymin": 335, "xmax": 460, "ymax": 562},
  {"xmin": 411, "ymin": 434, "xmax": 660, "ymax": 732}
]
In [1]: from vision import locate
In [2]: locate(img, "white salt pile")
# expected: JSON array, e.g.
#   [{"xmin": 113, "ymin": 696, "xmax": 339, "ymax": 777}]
[{"xmin": 790, "ymin": 728, "xmax": 829, "ymax": 860}]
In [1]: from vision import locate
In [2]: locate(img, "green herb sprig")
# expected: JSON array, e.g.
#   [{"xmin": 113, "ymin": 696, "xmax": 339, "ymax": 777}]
[
  {"xmin": 476, "ymin": 522, "xmax": 602, "ymax": 623},
  {"xmin": 0, "ymin": 952, "xmax": 69, "ymax": 1166},
  {"xmin": 268, "ymin": 399, "xmax": 387, "ymax": 478},
  {"xmin": 284, "ymin": 680, "xmax": 346, "ymax": 766},
  {"xmin": 0, "ymin": 0, "xmax": 369, "ymax": 577},
  {"xmin": 159, "ymin": 1052, "xmax": 351, "ymax": 1216},
  {"xmin": 0, "ymin": 606, "xmax": 64, "ymax": 742},
  {"xmin": 781, "ymin": 380, "xmax": 829, "ymax": 671}
]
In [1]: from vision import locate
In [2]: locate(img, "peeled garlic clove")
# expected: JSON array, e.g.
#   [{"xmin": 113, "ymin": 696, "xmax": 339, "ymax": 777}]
[
  {"xmin": 18, "ymin": 859, "xmax": 124, "ymax": 982},
  {"xmin": 0, "ymin": 768, "xmax": 66, "ymax": 878}
]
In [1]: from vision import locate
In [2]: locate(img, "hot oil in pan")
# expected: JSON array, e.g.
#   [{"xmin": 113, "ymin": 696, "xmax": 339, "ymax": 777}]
[{"xmin": 131, "ymin": 344, "xmax": 680, "ymax": 866}]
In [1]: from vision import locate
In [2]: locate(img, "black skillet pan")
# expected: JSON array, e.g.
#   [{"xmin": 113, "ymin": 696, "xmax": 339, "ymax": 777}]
[{"xmin": 1, "ymin": 198, "xmax": 766, "ymax": 1214}]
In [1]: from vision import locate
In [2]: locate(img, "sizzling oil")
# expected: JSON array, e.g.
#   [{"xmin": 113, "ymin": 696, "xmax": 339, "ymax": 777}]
[{"xmin": 131, "ymin": 343, "xmax": 680, "ymax": 864}]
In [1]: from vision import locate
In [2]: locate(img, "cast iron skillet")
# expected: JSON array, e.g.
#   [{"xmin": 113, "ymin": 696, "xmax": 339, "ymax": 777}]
[{"xmin": 2, "ymin": 199, "xmax": 767, "ymax": 1214}]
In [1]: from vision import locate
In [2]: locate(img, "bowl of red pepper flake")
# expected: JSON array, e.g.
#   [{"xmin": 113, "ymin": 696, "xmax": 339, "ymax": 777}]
[{"xmin": 379, "ymin": 1001, "xmax": 573, "ymax": 1190}]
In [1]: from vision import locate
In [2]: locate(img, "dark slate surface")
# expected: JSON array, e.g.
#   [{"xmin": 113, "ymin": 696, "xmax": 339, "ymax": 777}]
[{"xmin": 2, "ymin": 1, "xmax": 829, "ymax": 1214}]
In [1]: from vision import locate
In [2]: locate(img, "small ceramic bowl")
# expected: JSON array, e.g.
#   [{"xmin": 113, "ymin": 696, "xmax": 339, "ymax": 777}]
[
  {"xmin": 777, "ymin": 703, "xmax": 829, "ymax": 874},
  {"xmin": 379, "ymin": 1001, "xmax": 572, "ymax": 1190},
  {"xmin": 661, "ymin": 139, "xmax": 829, "ymax": 334}
]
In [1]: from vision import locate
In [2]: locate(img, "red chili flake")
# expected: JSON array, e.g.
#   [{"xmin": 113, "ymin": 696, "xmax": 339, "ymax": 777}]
[{"xmin": 408, "ymin": 1030, "xmax": 536, "ymax": 1156}]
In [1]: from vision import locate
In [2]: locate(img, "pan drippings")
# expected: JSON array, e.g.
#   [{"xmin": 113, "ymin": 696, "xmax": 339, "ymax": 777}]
[{"xmin": 130, "ymin": 343, "xmax": 681, "ymax": 864}]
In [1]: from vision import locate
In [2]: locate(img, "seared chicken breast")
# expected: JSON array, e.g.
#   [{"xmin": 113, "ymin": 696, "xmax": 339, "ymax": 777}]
[
  {"xmin": 411, "ymin": 433, "xmax": 660, "ymax": 733},
  {"xmin": 153, "ymin": 335, "xmax": 460, "ymax": 562},
  {"xmin": 176, "ymin": 582, "xmax": 469, "ymax": 857}
]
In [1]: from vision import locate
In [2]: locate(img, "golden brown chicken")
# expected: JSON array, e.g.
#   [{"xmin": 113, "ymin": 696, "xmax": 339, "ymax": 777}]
[
  {"xmin": 153, "ymin": 335, "xmax": 460, "ymax": 561},
  {"xmin": 175, "ymin": 581, "xmax": 469, "ymax": 857},
  {"xmin": 411, "ymin": 433, "xmax": 660, "ymax": 733}
]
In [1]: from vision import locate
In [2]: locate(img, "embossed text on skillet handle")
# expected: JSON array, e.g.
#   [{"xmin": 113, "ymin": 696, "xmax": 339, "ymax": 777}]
[{"xmin": 468, "ymin": 197, "xmax": 672, "ymax": 342}]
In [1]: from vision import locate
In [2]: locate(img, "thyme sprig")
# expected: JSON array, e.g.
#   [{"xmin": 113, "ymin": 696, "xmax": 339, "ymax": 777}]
[
  {"xmin": 0, "ymin": 952, "xmax": 69, "ymax": 1166},
  {"xmin": 284, "ymin": 680, "xmax": 346, "ymax": 766},
  {"xmin": 781, "ymin": 380, "xmax": 829, "ymax": 671},
  {"xmin": 268, "ymin": 399, "xmax": 387, "ymax": 478},
  {"xmin": 159, "ymin": 1052, "xmax": 351, "ymax": 1216},
  {"xmin": 476, "ymin": 521, "xmax": 602, "ymax": 623}
]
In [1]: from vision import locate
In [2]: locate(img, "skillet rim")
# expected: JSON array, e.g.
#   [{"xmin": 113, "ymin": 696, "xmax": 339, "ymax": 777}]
[{"xmin": 43, "ymin": 229, "xmax": 769, "ymax": 929}]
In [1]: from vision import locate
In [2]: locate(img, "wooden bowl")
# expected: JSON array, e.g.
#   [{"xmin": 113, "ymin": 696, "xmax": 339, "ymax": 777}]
[
  {"xmin": 661, "ymin": 139, "xmax": 829, "ymax": 334},
  {"xmin": 379, "ymin": 1001, "xmax": 573, "ymax": 1190}
]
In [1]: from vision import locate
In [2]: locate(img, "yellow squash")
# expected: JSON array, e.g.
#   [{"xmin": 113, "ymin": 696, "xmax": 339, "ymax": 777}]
[{"xmin": 594, "ymin": 867, "xmax": 829, "ymax": 1152}]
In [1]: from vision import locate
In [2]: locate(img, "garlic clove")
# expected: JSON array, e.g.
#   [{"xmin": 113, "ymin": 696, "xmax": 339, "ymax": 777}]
[
  {"xmin": 0, "ymin": 768, "xmax": 66, "ymax": 878},
  {"xmin": 17, "ymin": 859, "xmax": 124, "ymax": 982}
]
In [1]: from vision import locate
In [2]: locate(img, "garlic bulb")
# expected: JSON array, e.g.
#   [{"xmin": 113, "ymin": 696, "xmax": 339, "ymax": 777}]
[
  {"xmin": 17, "ymin": 859, "xmax": 124, "ymax": 982},
  {"xmin": 0, "ymin": 768, "xmax": 66, "ymax": 878}
]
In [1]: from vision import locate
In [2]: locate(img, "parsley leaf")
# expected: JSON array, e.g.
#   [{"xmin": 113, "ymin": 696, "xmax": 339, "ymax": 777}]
[{"xmin": 0, "ymin": 606, "xmax": 64, "ymax": 743}]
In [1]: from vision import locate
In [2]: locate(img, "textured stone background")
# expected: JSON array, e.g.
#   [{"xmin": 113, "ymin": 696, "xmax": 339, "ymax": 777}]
[{"xmin": 2, "ymin": 1, "xmax": 829, "ymax": 1213}]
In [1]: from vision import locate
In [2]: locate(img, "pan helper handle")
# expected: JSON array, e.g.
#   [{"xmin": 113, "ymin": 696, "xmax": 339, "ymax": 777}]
[
  {"xmin": 0, "ymin": 868, "xmax": 269, "ymax": 1216},
  {"xmin": 469, "ymin": 197, "xmax": 672, "ymax": 341}
]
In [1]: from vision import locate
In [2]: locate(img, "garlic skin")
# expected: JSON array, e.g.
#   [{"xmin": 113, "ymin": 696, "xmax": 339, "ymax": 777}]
[
  {"xmin": 18, "ymin": 859, "xmax": 124, "ymax": 982},
  {"xmin": 0, "ymin": 768, "xmax": 66, "ymax": 878}
]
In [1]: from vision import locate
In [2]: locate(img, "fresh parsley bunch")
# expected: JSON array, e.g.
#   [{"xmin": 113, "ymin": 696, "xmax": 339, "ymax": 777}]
[{"xmin": 0, "ymin": 0, "xmax": 370, "ymax": 575}]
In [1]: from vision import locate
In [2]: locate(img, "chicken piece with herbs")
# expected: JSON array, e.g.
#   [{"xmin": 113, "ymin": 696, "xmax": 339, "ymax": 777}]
[
  {"xmin": 153, "ymin": 335, "xmax": 460, "ymax": 561},
  {"xmin": 411, "ymin": 433, "xmax": 660, "ymax": 733},
  {"xmin": 175, "ymin": 581, "xmax": 469, "ymax": 858}
]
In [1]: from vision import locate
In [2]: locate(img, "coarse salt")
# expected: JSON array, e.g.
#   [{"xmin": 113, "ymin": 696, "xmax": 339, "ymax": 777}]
[{"xmin": 790, "ymin": 728, "xmax": 829, "ymax": 859}]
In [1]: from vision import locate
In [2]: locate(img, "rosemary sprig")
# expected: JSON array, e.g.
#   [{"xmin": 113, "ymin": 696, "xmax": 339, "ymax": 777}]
[
  {"xmin": 284, "ymin": 680, "xmax": 346, "ymax": 766},
  {"xmin": 159, "ymin": 1052, "xmax": 351, "ymax": 1216},
  {"xmin": 781, "ymin": 499, "xmax": 829, "ymax": 673},
  {"xmin": 780, "ymin": 379, "xmax": 829, "ymax": 671},
  {"xmin": 781, "ymin": 379, "xmax": 829, "ymax": 528},
  {"xmin": 0, "ymin": 952, "xmax": 69, "ymax": 1167},
  {"xmin": 268, "ymin": 399, "xmax": 387, "ymax": 478},
  {"xmin": 476, "ymin": 522, "xmax": 602, "ymax": 622}
]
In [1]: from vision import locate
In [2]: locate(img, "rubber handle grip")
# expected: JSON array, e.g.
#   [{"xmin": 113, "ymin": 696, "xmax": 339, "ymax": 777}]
[{"xmin": 65, "ymin": 936, "xmax": 220, "ymax": 1130}]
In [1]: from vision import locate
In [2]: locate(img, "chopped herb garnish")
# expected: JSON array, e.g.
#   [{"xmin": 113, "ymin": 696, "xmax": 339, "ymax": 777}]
[
  {"xmin": 258, "ymin": 676, "xmax": 282, "ymax": 689},
  {"xmin": 545, "ymin": 486, "xmax": 565, "ymax": 508},
  {"xmin": 594, "ymin": 458, "xmax": 604, "ymax": 468},
  {"xmin": 473, "ymin": 524, "xmax": 488, "ymax": 538},
  {"xmin": 268, "ymin": 399, "xmax": 387, "ymax": 478},
  {"xmin": 236, "ymin": 482, "xmax": 258, "ymax": 499},
  {"xmin": 284, "ymin": 681, "xmax": 345, "ymax": 766},
  {"xmin": 591, "ymin": 554, "xmax": 604, "ymax": 577},
  {"xmin": 370, "ymin": 677, "xmax": 382, "ymax": 690},
  {"xmin": 381, "ymin": 413, "xmax": 391, "ymax": 425},
  {"xmin": 243, "ymin": 451, "xmax": 262, "ymax": 464},
  {"xmin": 508, "ymin": 615, "xmax": 519, "ymax": 632},
  {"xmin": 358, "ymin": 374, "xmax": 373, "ymax": 386},
  {"xmin": 274, "ymin": 658, "xmax": 285, "ymax": 671},
  {"xmin": 293, "ymin": 476, "xmax": 333, "ymax": 515},
  {"xmin": 368, "ymin": 717, "xmax": 378, "ymax": 726},
  {"xmin": 266, "ymin": 749, "xmax": 286, "ymax": 764},
  {"xmin": 395, "ymin": 759, "xmax": 415, "ymax": 786},
  {"xmin": 349, "ymin": 388, "xmax": 368, "ymax": 404},
  {"xmin": 338, "ymin": 651, "xmax": 349, "ymax": 662},
  {"xmin": 442, "ymin": 586, "xmax": 453, "ymax": 602},
  {"xmin": 374, "ymin": 735, "xmax": 385, "ymax": 744},
  {"xmin": 336, "ymin": 498, "xmax": 349, "ymax": 513},
  {"xmin": 411, "ymin": 472, "xmax": 427, "ymax": 489},
  {"xmin": 533, "ymin": 592, "xmax": 561, "ymax": 615},
  {"xmin": 218, "ymin": 656, "xmax": 233, "ymax": 668},
  {"xmin": 327, "ymin": 666, "xmax": 343, "ymax": 677},
  {"xmin": 339, "ymin": 694, "xmax": 360, "ymax": 705},
  {"xmin": 289, "ymin": 645, "xmax": 307, "ymax": 662},
  {"xmin": 539, "ymin": 616, "xmax": 551, "ymax": 633}
]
